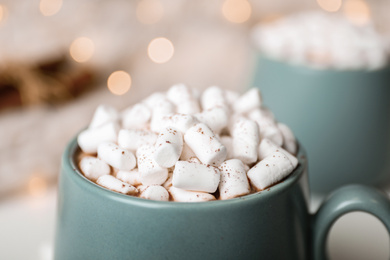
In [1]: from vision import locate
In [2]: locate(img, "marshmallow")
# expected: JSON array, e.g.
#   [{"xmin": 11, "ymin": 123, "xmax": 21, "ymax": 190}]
[
  {"xmin": 260, "ymin": 125, "xmax": 284, "ymax": 147},
  {"xmin": 195, "ymin": 107, "xmax": 229, "ymax": 134},
  {"xmin": 187, "ymin": 157, "xmax": 201, "ymax": 164},
  {"xmin": 140, "ymin": 185, "xmax": 169, "ymax": 201},
  {"xmin": 162, "ymin": 169, "xmax": 173, "ymax": 189},
  {"xmin": 258, "ymin": 138, "xmax": 298, "ymax": 168},
  {"xmin": 169, "ymin": 187, "xmax": 216, "ymax": 202},
  {"xmin": 136, "ymin": 145, "xmax": 168, "ymax": 185},
  {"xmin": 121, "ymin": 103, "xmax": 151, "ymax": 129},
  {"xmin": 179, "ymin": 142, "xmax": 196, "ymax": 161},
  {"xmin": 97, "ymin": 142, "xmax": 136, "ymax": 171},
  {"xmin": 277, "ymin": 123, "xmax": 298, "ymax": 155},
  {"xmin": 96, "ymin": 175, "xmax": 138, "ymax": 195},
  {"xmin": 142, "ymin": 92, "xmax": 166, "ymax": 109},
  {"xmin": 219, "ymin": 159, "xmax": 250, "ymax": 200},
  {"xmin": 184, "ymin": 123, "xmax": 227, "ymax": 166},
  {"xmin": 233, "ymin": 88, "xmax": 262, "ymax": 114},
  {"xmin": 201, "ymin": 86, "xmax": 228, "ymax": 111},
  {"xmin": 219, "ymin": 136, "xmax": 234, "ymax": 160},
  {"xmin": 118, "ymin": 129, "xmax": 158, "ymax": 151},
  {"xmin": 79, "ymin": 156, "xmax": 111, "ymax": 181},
  {"xmin": 248, "ymin": 150, "xmax": 297, "ymax": 190},
  {"xmin": 78, "ymin": 122, "xmax": 118, "ymax": 154},
  {"xmin": 172, "ymin": 161, "xmax": 220, "ymax": 193},
  {"xmin": 89, "ymin": 105, "xmax": 119, "ymax": 129},
  {"xmin": 248, "ymin": 108, "xmax": 276, "ymax": 128},
  {"xmin": 150, "ymin": 98, "xmax": 176, "ymax": 132},
  {"xmin": 154, "ymin": 127, "xmax": 183, "ymax": 168},
  {"xmin": 225, "ymin": 90, "xmax": 240, "ymax": 106},
  {"xmin": 230, "ymin": 117, "xmax": 260, "ymax": 165},
  {"xmin": 153, "ymin": 114, "xmax": 199, "ymax": 134},
  {"xmin": 116, "ymin": 169, "xmax": 142, "ymax": 186},
  {"xmin": 166, "ymin": 84, "xmax": 201, "ymax": 114}
]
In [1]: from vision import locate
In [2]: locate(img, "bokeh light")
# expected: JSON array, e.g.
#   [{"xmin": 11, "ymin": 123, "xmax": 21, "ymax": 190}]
[
  {"xmin": 107, "ymin": 71, "xmax": 132, "ymax": 95},
  {"xmin": 148, "ymin": 37, "xmax": 174, "ymax": 64},
  {"xmin": 222, "ymin": 0, "xmax": 252, "ymax": 24},
  {"xmin": 39, "ymin": 0, "xmax": 63, "ymax": 17},
  {"xmin": 69, "ymin": 37, "xmax": 95, "ymax": 63},
  {"xmin": 316, "ymin": 0, "xmax": 342, "ymax": 12},
  {"xmin": 0, "ymin": 5, "xmax": 8, "ymax": 25},
  {"xmin": 343, "ymin": 0, "xmax": 371, "ymax": 25},
  {"xmin": 136, "ymin": 0, "xmax": 164, "ymax": 24},
  {"xmin": 28, "ymin": 175, "xmax": 48, "ymax": 198}
]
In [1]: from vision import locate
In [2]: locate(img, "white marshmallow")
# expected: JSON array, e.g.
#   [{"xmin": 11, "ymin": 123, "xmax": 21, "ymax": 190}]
[
  {"xmin": 172, "ymin": 161, "xmax": 220, "ymax": 193},
  {"xmin": 248, "ymin": 108, "xmax": 276, "ymax": 128},
  {"xmin": 150, "ymin": 98, "xmax": 176, "ymax": 132},
  {"xmin": 201, "ymin": 86, "xmax": 228, "ymax": 111},
  {"xmin": 169, "ymin": 187, "xmax": 216, "ymax": 202},
  {"xmin": 137, "ymin": 145, "xmax": 169, "ymax": 185},
  {"xmin": 230, "ymin": 117, "xmax": 260, "ymax": 165},
  {"xmin": 89, "ymin": 105, "xmax": 119, "ymax": 129},
  {"xmin": 225, "ymin": 90, "xmax": 240, "ymax": 106},
  {"xmin": 154, "ymin": 127, "xmax": 183, "ymax": 168},
  {"xmin": 219, "ymin": 159, "xmax": 250, "ymax": 200},
  {"xmin": 233, "ymin": 88, "xmax": 262, "ymax": 114},
  {"xmin": 260, "ymin": 125, "xmax": 284, "ymax": 147},
  {"xmin": 137, "ymin": 185, "xmax": 148, "ymax": 193},
  {"xmin": 78, "ymin": 122, "xmax": 118, "ymax": 154},
  {"xmin": 79, "ymin": 156, "xmax": 111, "ymax": 181},
  {"xmin": 277, "ymin": 123, "xmax": 298, "ymax": 155},
  {"xmin": 97, "ymin": 142, "xmax": 136, "ymax": 171},
  {"xmin": 116, "ymin": 169, "xmax": 142, "ymax": 186},
  {"xmin": 162, "ymin": 170, "xmax": 173, "ymax": 189},
  {"xmin": 219, "ymin": 136, "xmax": 234, "ymax": 160},
  {"xmin": 176, "ymin": 100, "xmax": 201, "ymax": 114},
  {"xmin": 195, "ymin": 107, "xmax": 229, "ymax": 134},
  {"xmin": 118, "ymin": 129, "xmax": 158, "ymax": 151},
  {"xmin": 166, "ymin": 84, "xmax": 201, "ymax": 114},
  {"xmin": 184, "ymin": 123, "xmax": 227, "ymax": 166},
  {"xmin": 258, "ymin": 138, "xmax": 298, "ymax": 168},
  {"xmin": 140, "ymin": 185, "xmax": 169, "ymax": 201},
  {"xmin": 152, "ymin": 114, "xmax": 198, "ymax": 134},
  {"xmin": 121, "ymin": 103, "xmax": 151, "ymax": 129},
  {"xmin": 248, "ymin": 150, "xmax": 297, "ymax": 190},
  {"xmin": 142, "ymin": 92, "xmax": 166, "ymax": 109},
  {"xmin": 179, "ymin": 142, "xmax": 196, "ymax": 161},
  {"xmin": 96, "ymin": 175, "xmax": 138, "ymax": 195},
  {"xmin": 187, "ymin": 157, "xmax": 201, "ymax": 164}
]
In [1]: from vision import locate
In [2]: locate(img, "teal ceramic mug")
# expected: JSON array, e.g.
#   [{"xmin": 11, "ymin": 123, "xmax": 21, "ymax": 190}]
[
  {"xmin": 54, "ymin": 137, "xmax": 390, "ymax": 260},
  {"xmin": 252, "ymin": 55, "xmax": 390, "ymax": 195}
]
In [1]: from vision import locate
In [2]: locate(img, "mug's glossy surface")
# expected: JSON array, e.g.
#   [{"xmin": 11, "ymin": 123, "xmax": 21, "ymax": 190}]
[
  {"xmin": 55, "ymin": 137, "xmax": 311, "ymax": 259},
  {"xmin": 252, "ymin": 55, "xmax": 390, "ymax": 194}
]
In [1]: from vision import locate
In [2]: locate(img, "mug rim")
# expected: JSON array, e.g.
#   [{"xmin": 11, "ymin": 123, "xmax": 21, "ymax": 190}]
[{"xmin": 62, "ymin": 134, "xmax": 307, "ymax": 209}]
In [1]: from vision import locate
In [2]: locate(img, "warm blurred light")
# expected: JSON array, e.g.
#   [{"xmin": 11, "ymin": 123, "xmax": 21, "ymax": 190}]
[
  {"xmin": 28, "ymin": 175, "xmax": 48, "ymax": 198},
  {"xmin": 107, "ymin": 71, "xmax": 132, "ymax": 95},
  {"xmin": 260, "ymin": 13, "xmax": 284, "ymax": 24},
  {"xmin": 343, "ymin": 0, "xmax": 371, "ymax": 25},
  {"xmin": 222, "ymin": 0, "xmax": 252, "ymax": 24},
  {"xmin": 148, "ymin": 37, "xmax": 174, "ymax": 64},
  {"xmin": 317, "ymin": 0, "xmax": 342, "ymax": 12},
  {"xmin": 69, "ymin": 37, "xmax": 95, "ymax": 63},
  {"xmin": 39, "ymin": 0, "xmax": 63, "ymax": 16},
  {"xmin": 0, "ymin": 5, "xmax": 8, "ymax": 24},
  {"xmin": 136, "ymin": 0, "xmax": 164, "ymax": 24}
]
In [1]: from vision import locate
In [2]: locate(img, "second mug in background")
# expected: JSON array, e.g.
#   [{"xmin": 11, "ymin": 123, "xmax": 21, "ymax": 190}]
[{"xmin": 252, "ymin": 55, "xmax": 390, "ymax": 195}]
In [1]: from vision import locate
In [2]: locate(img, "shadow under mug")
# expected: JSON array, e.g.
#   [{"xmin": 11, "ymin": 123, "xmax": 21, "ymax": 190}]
[
  {"xmin": 251, "ymin": 55, "xmax": 390, "ymax": 195},
  {"xmin": 55, "ymin": 137, "xmax": 390, "ymax": 260}
]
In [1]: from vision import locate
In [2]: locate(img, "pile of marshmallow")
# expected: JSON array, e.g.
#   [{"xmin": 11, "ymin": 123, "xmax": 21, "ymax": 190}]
[
  {"xmin": 77, "ymin": 85, "xmax": 298, "ymax": 202},
  {"xmin": 252, "ymin": 11, "xmax": 389, "ymax": 70}
]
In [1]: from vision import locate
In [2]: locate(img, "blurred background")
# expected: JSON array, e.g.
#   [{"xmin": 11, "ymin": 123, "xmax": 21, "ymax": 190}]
[{"xmin": 0, "ymin": 0, "xmax": 390, "ymax": 259}]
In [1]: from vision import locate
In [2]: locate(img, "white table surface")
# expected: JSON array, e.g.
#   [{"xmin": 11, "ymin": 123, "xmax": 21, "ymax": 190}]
[{"xmin": 0, "ymin": 187, "xmax": 389, "ymax": 260}]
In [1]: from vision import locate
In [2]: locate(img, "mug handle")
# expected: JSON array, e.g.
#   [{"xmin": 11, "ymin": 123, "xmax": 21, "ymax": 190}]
[{"xmin": 312, "ymin": 184, "xmax": 390, "ymax": 260}]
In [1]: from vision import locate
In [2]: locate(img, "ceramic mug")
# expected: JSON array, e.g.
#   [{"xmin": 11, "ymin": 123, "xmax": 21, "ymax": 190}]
[
  {"xmin": 251, "ymin": 55, "xmax": 390, "ymax": 195},
  {"xmin": 54, "ymin": 137, "xmax": 390, "ymax": 260}
]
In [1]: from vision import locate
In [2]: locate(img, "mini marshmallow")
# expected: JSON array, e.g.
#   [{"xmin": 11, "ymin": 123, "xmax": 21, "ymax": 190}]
[
  {"xmin": 121, "ymin": 103, "xmax": 151, "ymax": 129},
  {"xmin": 277, "ymin": 123, "xmax": 298, "ymax": 155},
  {"xmin": 184, "ymin": 123, "xmax": 227, "ymax": 166},
  {"xmin": 150, "ymin": 98, "xmax": 176, "ymax": 132},
  {"xmin": 166, "ymin": 84, "xmax": 200, "ymax": 114},
  {"xmin": 142, "ymin": 92, "xmax": 166, "ymax": 109},
  {"xmin": 260, "ymin": 125, "xmax": 284, "ymax": 147},
  {"xmin": 195, "ymin": 107, "xmax": 229, "ymax": 134},
  {"xmin": 116, "ymin": 169, "xmax": 142, "ymax": 186},
  {"xmin": 219, "ymin": 159, "xmax": 250, "ymax": 200},
  {"xmin": 169, "ymin": 187, "xmax": 216, "ymax": 202},
  {"xmin": 140, "ymin": 185, "xmax": 169, "ymax": 201},
  {"xmin": 219, "ymin": 136, "xmax": 234, "ymax": 160},
  {"xmin": 258, "ymin": 138, "xmax": 298, "ymax": 168},
  {"xmin": 79, "ymin": 156, "xmax": 111, "ymax": 181},
  {"xmin": 187, "ymin": 157, "xmax": 201, "ymax": 164},
  {"xmin": 233, "ymin": 88, "xmax": 262, "ymax": 114},
  {"xmin": 172, "ymin": 161, "xmax": 220, "ymax": 193},
  {"xmin": 89, "ymin": 105, "xmax": 119, "ymax": 129},
  {"xmin": 96, "ymin": 175, "xmax": 138, "ymax": 195},
  {"xmin": 162, "ymin": 170, "xmax": 173, "ymax": 189},
  {"xmin": 225, "ymin": 90, "xmax": 240, "ymax": 106},
  {"xmin": 152, "ymin": 114, "xmax": 198, "ymax": 134},
  {"xmin": 137, "ymin": 145, "xmax": 168, "ymax": 185},
  {"xmin": 154, "ymin": 127, "xmax": 183, "ymax": 168},
  {"xmin": 248, "ymin": 107, "xmax": 276, "ymax": 128},
  {"xmin": 201, "ymin": 86, "xmax": 228, "ymax": 111},
  {"xmin": 248, "ymin": 150, "xmax": 297, "ymax": 190},
  {"xmin": 118, "ymin": 129, "xmax": 158, "ymax": 151},
  {"xmin": 230, "ymin": 117, "xmax": 260, "ymax": 165},
  {"xmin": 179, "ymin": 142, "xmax": 196, "ymax": 160},
  {"xmin": 78, "ymin": 122, "xmax": 118, "ymax": 154},
  {"xmin": 97, "ymin": 142, "xmax": 136, "ymax": 171}
]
